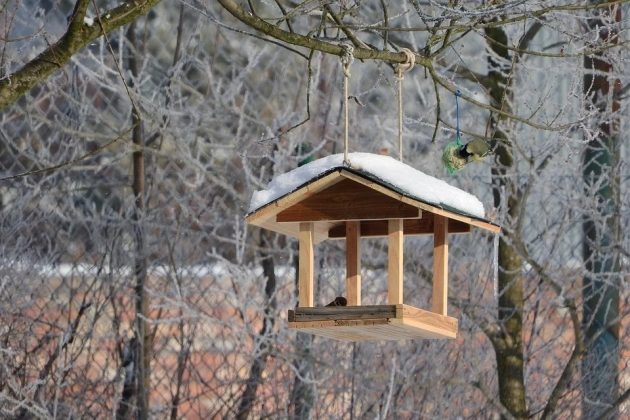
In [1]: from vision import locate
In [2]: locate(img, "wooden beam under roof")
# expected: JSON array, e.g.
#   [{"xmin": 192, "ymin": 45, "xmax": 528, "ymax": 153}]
[
  {"xmin": 276, "ymin": 178, "xmax": 421, "ymax": 222},
  {"xmin": 246, "ymin": 170, "xmax": 344, "ymax": 225},
  {"xmin": 327, "ymin": 215, "xmax": 470, "ymax": 238},
  {"xmin": 339, "ymin": 171, "xmax": 500, "ymax": 233}
]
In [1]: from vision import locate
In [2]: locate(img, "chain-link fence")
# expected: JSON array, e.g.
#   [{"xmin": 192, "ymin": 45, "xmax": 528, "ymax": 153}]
[{"xmin": 1, "ymin": 1, "xmax": 629, "ymax": 418}]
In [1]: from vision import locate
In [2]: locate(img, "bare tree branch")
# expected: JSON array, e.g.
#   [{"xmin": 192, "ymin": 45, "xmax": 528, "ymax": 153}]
[
  {"xmin": 216, "ymin": 0, "xmax": 430, "ymax": 66},
  {"xmin": 0, "ymin": 0, "xmax": 161, "ymax": 110}
]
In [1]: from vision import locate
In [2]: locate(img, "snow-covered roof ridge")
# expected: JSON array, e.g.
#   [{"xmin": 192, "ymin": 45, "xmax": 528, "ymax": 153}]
[{"xmin": 248, "ymin": 152, "xmax": 486, "ymax": 219}]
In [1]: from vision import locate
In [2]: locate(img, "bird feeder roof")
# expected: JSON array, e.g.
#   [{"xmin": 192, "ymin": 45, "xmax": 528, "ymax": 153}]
[{"xmin": 246, "ymin": 153, "xmax": 499, "ymax": 242}]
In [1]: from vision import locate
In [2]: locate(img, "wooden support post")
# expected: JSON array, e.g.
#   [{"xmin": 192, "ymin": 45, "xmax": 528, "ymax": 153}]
[
  {"xmin": 346, "ymin": 221, "xmax": 361, "ymax": 306},
  {"xmin": 388, "ymin": 219, "xmax": 404, "ymax": 304},
  {"xmin": 432, "ymin": 215, "xmax": 449, "ymax": 315},
  {"xmin": 299, "ymin": 222, "xmax": 314, "ymax": 307}
]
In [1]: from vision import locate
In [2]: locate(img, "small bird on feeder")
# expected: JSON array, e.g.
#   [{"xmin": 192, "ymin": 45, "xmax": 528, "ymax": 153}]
[
  {"xmin": 459, "ymin": 138, "xmax": 492, "ymax": 161},
  {"xmin": 442, "ymin": 88, "xmax": 493, "ymax": 174},
  {"xmin": 326, "ymin": 296, "xmax": 347, "ymax": 307},
  {"xmin": 442, "ymin": 138, "xmax": 492, "ymax": 174}
]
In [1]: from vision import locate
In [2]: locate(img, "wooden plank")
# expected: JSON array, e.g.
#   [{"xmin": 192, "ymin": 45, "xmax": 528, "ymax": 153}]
[
  {"xmin": 313, "ymin": 222, "xmax": 334, "ymax": 243},
  {"xmin": 290, "ymin": 319, "xmax": 392, "ymax": 341},
  {"xmin": 288, "ymin": 304, "xmax": 458, "ymax": 341},
  {"xmin": 431, "ymin": 215, "xmax": 448, "ymax": 315},
  {"xmin": 293, "ymin": 323, "xmax": 454, "ymax": 341},
  {"xmin": 276, "ymin": 178, "xmax": 420, "ymax": 222},
  {"xmin": 290, "ymin": 318, "xmax": 390, "ymax": 328},
  {"xmin": 427, "ymin": 206, "xmax": 501, "ymax": 233},
  {"xmin": 246, "ymin": 171, "xmax": 345, "ymax": 225},
  {"xmin": 334, "ymin": 323, "xmax": 393, "ymax": 341},
  {"xmin": 388, "ymin": 219, "xmax": 404, "ymax": 304},
  {"xmin": 391, "ymin": 318, "xmax": 457, "ymax": 339},
  {"xmin": 289, "ymin": 305, "xmax": 397, "ymax": 322},
  {"xmin": 346, "ymin": 221, "xmax": 361, "ymax": 305},
  {"xmin": 339, "ymin": 171, "xmax": 419, "ymax": 207},
  {"xmin": 328, "ymin": 215, "xmax": 470, "ymax": 238},
  {"xmin": 252, "ymin": 219, "xmax": 334, "ymax": 244},
  {"xmin": 399, "ymin": 304, "xmax": 458, "ymax": 331},
  {"xmin": 339, "ymin": 170, "xmax": 500, "ymax": 233},
  {"xmin": 299, "ymin": 222, "xmax": 314, "ymax": 307},
  {"xmin": 294, "ymin": 326, "xmax": 379, "ymax": 342}
]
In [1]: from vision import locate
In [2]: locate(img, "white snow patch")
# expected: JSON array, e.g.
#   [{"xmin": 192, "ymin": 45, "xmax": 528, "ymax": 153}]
[
  {"xmin": 249, "ymin": 152, "xmax": 486, "ymax": 219},
  {"xmin": 83, "ymin": 16, "xmax": 94, "ymax": 26},
  {"xmin": 25, "ymin": 263, "xmax": 284, "ymax": 285}
]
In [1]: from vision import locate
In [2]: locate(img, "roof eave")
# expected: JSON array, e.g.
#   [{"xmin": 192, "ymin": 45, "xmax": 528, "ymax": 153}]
[{"xmin": 246, "ymin": 167, "xmax": 501, "ymax": 234}]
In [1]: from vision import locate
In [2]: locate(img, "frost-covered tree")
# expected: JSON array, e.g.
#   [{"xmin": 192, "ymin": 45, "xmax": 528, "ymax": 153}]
[{"xmin": 0, "ymin": 1, "xmax": 628, "ymax": 418}]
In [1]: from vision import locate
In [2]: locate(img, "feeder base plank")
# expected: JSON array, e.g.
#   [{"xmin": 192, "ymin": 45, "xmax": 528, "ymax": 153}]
[{"xmin": 288, "ymin": 304, "xmax": 457, "ymax": 342}]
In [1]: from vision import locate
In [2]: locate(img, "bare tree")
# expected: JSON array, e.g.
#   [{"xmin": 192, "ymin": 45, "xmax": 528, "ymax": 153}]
[
  {"xmin": 582, "ymin": 3, "xmax": 622, "ymax": 417},
  {"xmin": 0, "ymin": 1, "xmax": 629, "ymax": 419}
]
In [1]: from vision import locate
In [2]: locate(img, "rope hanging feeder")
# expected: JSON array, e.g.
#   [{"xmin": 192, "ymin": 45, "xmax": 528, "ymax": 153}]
[
  {"xmin": 340, "ymin": 43, "xmax": 354, "ymax": 166},
  {"xmin": 341, "ymin": 46, "xmax": 415, "ymax": 165},
  {"xmin": 442, "ymin": 90, "xmax": 468, "ymax": 174},
  {"xmin": 394, "ymin": 48, "xmax": 415, "ymax": 162}
]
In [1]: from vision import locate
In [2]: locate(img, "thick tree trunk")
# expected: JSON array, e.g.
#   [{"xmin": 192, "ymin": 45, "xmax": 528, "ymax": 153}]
[
  {"xmin": 115, "ymin": 337, "xmax": 138, "ymax": 420},
  {"xmin": 485, "ymin": 26, "xmax": 527, "ymax": 419},
  {"xmin": 236, "ymin": 232, "xmax": 277, "ymax": 419},
  {"xmin": 581, "ymin": 4, "xmax": 621, "ymax": 417},
  {"xmin": 490, "ymin": 137, "xmax": 527, "ymax": 419}
]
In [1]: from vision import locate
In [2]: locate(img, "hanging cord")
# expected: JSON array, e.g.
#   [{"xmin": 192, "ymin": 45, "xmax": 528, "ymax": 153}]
[
  {"xmin": 340, "ymin": 43, "xmax": 354, "ymax": 166},
  {"xmin": 493, "ymin": 231, "xmax": 499, "ymax": 299},
  {"xmin": 394, "ymin": 48, "xmax": 415, "ymax": 162},
  {"xmin": 454, "ymin": 89, "xmax": 462, "ymax": 146},
  {"xmin": 441, "ymin": 88, "xmax": 473, "ymax": 175}
]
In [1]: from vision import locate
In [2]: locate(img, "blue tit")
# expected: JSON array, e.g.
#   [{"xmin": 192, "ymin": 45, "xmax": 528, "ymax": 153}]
[{"xmin": 458, "ymin": 138, "xmax": 492, "ymax": 161}]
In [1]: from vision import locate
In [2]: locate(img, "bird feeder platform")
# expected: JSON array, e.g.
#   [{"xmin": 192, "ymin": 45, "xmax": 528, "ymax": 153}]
[
  {"xmin": 288, "ymin": 304, "xmax": 457, "ymax": 341},
  {"xmin": 246, "ymin": 153, "xmax": 500, "ymax": 342}
]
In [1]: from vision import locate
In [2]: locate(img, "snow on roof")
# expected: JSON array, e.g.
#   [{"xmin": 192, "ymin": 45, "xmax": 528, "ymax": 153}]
[{"xmin": 248, "ymin": 152, "xmax": 486, "ymax": 219}]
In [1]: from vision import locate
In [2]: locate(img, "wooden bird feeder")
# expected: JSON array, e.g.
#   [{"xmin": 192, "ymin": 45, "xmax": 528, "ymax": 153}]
[{"xmin": 246, "ymin": 154, "xmax": 500, "ymax": 342}]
